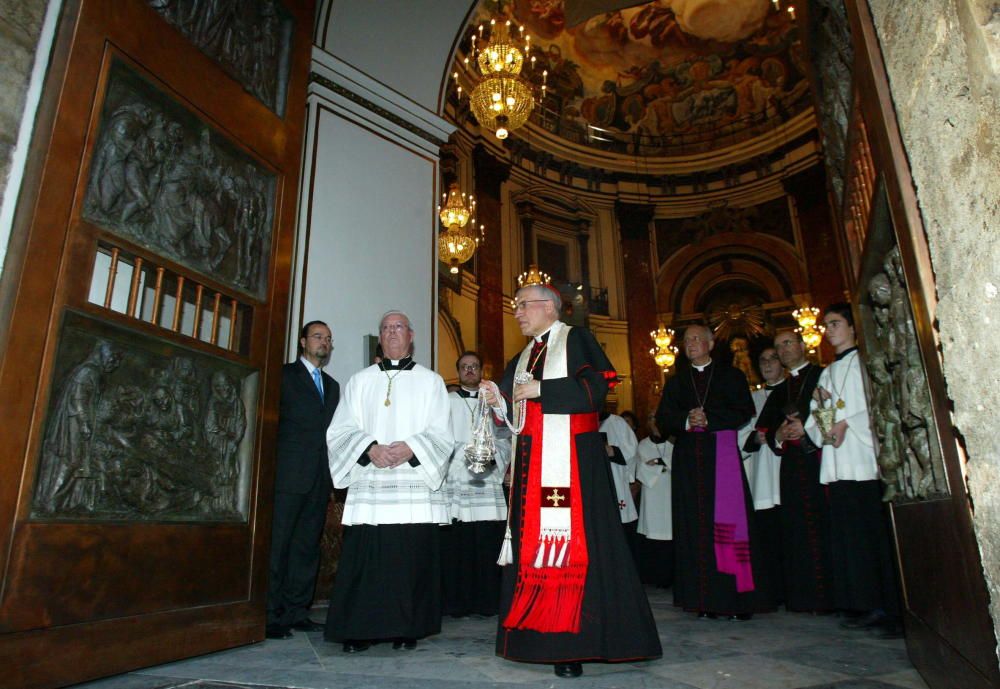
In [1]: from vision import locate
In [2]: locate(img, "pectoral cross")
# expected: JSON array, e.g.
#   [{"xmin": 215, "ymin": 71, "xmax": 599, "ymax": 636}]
[
  {"xmin": 545, "ymin": 488, "xmax": 565, "ymax": 507},
  {"xmin": 618, "ymin": 500, "xmax": 626, "ymax": 510}
]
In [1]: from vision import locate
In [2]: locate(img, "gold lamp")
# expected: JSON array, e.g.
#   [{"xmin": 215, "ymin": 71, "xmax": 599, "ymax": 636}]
[
  {"xmin": 793, "ymin": 306, "xmax": 825, "ymax": 352},
  {"xmin": 437, "ymin": 183, "xmax": 483, "ymax": 275},
  {"xmin": 456, "ymin": 16, "xmax": 546, "ymax": 140},
  {"xmin": 649, "ymin": 324, "xmax": 678, "ymax": 371}
]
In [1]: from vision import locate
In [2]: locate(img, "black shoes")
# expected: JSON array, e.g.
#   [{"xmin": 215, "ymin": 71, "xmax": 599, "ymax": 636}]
[
  {"xmin": 265, "ymin": 623, "xmax": 292, "ymax": 640},
  {"xmin": 554, "ymin": 662, "xmax": 583, "ymax": 678},
  {"xmin": 342, "ymin": 640, "xmax": 371, "ymax": 653},
  {"xmin": 728, "ymin": 613, "xmax": 753, "ymax": 621},
  {"xmin": 291, "ymin": 619, "xmax": 325, "ymax": 632},
  {"xmin": 392, "ymin": 638, "xmax": 418, "ymax": 650},
  {"xmin": 697, "ymin": 612, "xmax": 718, "ymax": 619}
]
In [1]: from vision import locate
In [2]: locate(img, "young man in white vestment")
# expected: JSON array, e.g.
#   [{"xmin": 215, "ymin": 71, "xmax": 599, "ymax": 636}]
[
  {"xmin": 599, "ymin": 412, "xmax": 640, "ymax": 563},
  {"xmin": 635, "ymin": 414, "xmax": 674, "ymax": 588},
  {"xmin": 441, "ymin": 351, "xmax": 511, "ymax": 617},
  {"xmin": 740, "ymin": 346, "xmax": 786, "ymax": 608},
  {"xmin": 323, "ymin": 311, "xmax": 453, "ymax": 652},
  {"xmin": 804, "ymin": 303, "xmax": 901, "ymax": 637}
]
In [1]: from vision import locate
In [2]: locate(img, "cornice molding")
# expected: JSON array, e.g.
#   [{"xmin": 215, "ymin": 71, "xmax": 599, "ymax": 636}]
[{"xmin": 310, "ymin": 48, "xmax": 454, "ymax": 153}]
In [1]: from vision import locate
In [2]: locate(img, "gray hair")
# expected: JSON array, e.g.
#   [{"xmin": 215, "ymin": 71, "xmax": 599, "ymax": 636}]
[
  {"xmin": 516, "ymin": 284, "xmax": 562, "ymax": 312},
  {"xmin": 379, "ymin": 310, "xmax": 413, "ymax": 332}
]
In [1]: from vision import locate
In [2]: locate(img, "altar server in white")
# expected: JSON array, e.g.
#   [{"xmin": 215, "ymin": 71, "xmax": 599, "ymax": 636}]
[
  {"xmin": 600, "ymin": 412, "xmax": 640, "ymax": 561},
  {"xmin": 805, "ymin": 302, "xmax": 900, "ymax": 636},
  {"xmin": 636, "ymin": 414, "xmax": 674, "ymax": 587},
  {"xmin": 441, "ymin": 351, "xmax": 511, "ymax": 617},
  {"xmin": 324, "ymin": 310, "xmax": 453, "ymax": 653}
]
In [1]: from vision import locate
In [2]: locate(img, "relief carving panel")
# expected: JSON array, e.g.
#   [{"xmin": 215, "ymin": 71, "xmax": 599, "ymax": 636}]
[
  {"xmin": 146, "ymin": 0, "xmax": 294, "ymax": 115},
  {"xmin": 864, "ymin": 245, "xmax": 949, "ymax": 501},
  {"xmin": 32, "ymin": 311, "xmax": 258, "ymax": 521},
  {"xmin": 83, "ymin": 59, "xmax": 276, "ymax": 299}
]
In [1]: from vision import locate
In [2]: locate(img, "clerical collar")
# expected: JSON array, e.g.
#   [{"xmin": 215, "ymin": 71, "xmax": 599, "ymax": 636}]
[
  {"xmin": 380, "ymin": 357, "xmax": 415, "ymax": 371},
  {"xmin": 692, "ymin": 358, "xmax": 712, "ymax": 372},
  {"xmin": 789, "ymin": 361, "xmax": 810, "ymax": 377},
  {"xmin": 835, "ymin": 346, "xmax": 858, "ymax": 361},
  {"xmin": 765, "ymin": 382, "xmax": 782, "ymax": 391},
  {"xmin": 533, "ymin": 326, "xmax": 554, "ymax": 344},
  {"xmin": 457, "ymin": 386, "xmax": 478, "ymax": 398}
]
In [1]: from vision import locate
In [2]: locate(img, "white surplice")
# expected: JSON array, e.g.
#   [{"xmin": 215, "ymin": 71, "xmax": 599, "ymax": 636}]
[
  {"xmin": 327, "ymin": 362, "xmax": 453, "ymax": 525},
  {"xmin": 445, "ymin": 390, "xmax": 511, "ymax": 522},
  {"xmin": 745, "ymin": 386, "xmax": 782, "ymax": 509},
  {"xmin": 600, "ymin": 414, "xmax": 639, "ymax": 523},
  {"xmin": 804, "ymin": 349, "xmax": 879, "ymax": 484},
  {"xmin": 636, "ymin": 436, "xmax": 673, "ymax": 540}
]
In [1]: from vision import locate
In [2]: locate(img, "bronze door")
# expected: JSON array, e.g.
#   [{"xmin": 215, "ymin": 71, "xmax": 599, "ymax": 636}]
[
  {"xmin": 843, "ymin": 2, "xmax": 1000, "ymax": 687},
  {"xmin": 0, "ymin": 1, "xmax": 313, "ymax": 686}
]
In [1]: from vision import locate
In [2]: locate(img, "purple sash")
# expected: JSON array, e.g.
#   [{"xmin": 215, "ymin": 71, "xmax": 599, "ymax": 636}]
[{"xmin": 712, "ymin": 430, "xmax": 754, "ymax": 592}]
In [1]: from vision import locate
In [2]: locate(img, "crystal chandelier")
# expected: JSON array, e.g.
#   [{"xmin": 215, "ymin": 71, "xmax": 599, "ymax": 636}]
[
  {"xmin": 455, "ymin": 16, "xmax": 546, "ymax": 140},
  {"xmin": 437, "ymin": 183, "xmax": 483, "ymax": 275},
  {"xmin": 649, "ymin": 324, "xmax": 678, "ymax": 371},
  {"xmin": 793, "ymin": 306, "xmax": 825, "ymax": 352}
]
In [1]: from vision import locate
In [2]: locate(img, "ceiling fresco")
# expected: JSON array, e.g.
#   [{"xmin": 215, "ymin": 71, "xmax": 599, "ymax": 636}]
[{"xmin": 466, "ymin": 0, "xmax": 812, "ymax": 156}]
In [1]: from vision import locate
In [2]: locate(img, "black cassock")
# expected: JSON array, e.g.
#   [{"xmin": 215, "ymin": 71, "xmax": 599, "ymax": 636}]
[
  {"xmin": 495, "ymin": 326, "xmax": 661, "ymax": 664},
  {"xmin": 655, "ymin": 361, "xmax": 768, "ymax": 615},
  {"xmin": 752, "ymin": 364, "xmax": 834, "ymax": 612}
]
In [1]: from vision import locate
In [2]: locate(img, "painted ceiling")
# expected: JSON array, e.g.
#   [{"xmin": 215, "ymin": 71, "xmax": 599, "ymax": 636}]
[{"xmin": 466, "ymin": 0, "xmax": 812, "ymax": 156}]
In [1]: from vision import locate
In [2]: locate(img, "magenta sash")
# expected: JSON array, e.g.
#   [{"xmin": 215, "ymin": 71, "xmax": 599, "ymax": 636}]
[{"xmin": 712, "ymin": 430, "xmax": 755, "ymax": 592}]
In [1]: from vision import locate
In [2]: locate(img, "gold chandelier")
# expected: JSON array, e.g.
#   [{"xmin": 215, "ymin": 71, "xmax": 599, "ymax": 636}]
[
  {"xmin": 437, "ymin": 183, "xmax": 483, "ymax": 275},
  {"xmin": 456, "ymin": 16, "xmax": 546, "ymax": 140},
  {"xmin": 649, "ymin": 324, "xmax": 678, "ymax": 371},
  {"xmin": 793, "ymin": 306, "xmax": 825, "ymax": 352}
]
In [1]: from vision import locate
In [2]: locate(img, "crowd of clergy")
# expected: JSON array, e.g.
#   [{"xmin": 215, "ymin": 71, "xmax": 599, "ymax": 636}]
[{"xmin": 267, "ymin": 298, "xmax": 901, "ymax": 681}]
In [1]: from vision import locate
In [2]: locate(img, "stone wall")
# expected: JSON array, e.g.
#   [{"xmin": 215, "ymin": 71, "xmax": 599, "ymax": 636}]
[
  {"xmin": 0, "ymin": 0, "xmax": 49, "ymax": 263},
  {"xmin": 866, "ymin": 0, "xmax": 1000, "ymax": 657}
]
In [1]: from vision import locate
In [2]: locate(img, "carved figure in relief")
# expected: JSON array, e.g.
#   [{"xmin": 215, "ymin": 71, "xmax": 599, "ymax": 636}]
[
  {"xmin": 865, "ymin": 352, "xmax": 903, "ymax": 501},
  {"xmin": 205, "ymin": 371, "xmax": 246, "ymax": 511},
  {"xmin": 35, "ymin": 341, "xmax": 123, "ymax": 513}
]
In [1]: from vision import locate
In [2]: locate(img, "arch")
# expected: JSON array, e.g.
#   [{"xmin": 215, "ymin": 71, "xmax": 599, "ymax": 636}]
[
  {"xmin": 674, "ymin": 260, "xmax": 787, "ymax": 314},
  {"xmin": 657, "ymin": 233, "xmax": 806, "ymax": 315},
  {"xmin": 437, "ymin": 310, "xmax": 464, "ymax": 383},
  {"xmin": 313, "ymin": 0, "xmax": 476, "ymax": 116}
]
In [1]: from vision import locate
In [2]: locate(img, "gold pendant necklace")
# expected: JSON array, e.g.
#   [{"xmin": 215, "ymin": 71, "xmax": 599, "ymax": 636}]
[
  {"xmin": 830, "ymin": 351, "xmax": 855, "ymax": 410},
  {"xmin": 383, "ymin": 368, "xmax": 403, "ymax": 406}
]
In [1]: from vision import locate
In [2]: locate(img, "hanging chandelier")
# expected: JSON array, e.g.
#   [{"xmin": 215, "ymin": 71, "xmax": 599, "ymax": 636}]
[
  {"xmin": 793, "ymin": 306, "xmax": 825, "ymax": 352},
  {"xmin": 455, "ymin": 15, "xmax": 546, "ymax": 140},
  {"xmin": 437, "ymin": 183, "xmax": 483, "ymax": 275},
  {"xmin": 649, "ymin": 324, "xmax": 678, "ymax": 371}
]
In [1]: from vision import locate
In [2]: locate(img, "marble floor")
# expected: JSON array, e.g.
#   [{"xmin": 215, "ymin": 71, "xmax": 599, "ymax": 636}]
[{"xmin": 72, "ymin": 589, "xmax": 930, "ymax": 689}]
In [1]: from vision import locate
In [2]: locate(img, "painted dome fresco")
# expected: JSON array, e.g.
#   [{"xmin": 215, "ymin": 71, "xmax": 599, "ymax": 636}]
[{"xmin": 459, "ymin": 0, "xmax": 811, "ymax": 158}]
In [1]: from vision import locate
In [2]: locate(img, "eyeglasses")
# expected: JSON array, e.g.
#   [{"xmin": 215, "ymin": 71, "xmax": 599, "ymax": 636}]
[
  {"xmin": 307, "ymin": 334, "xmax": 332, "ymax": 343},
  {"xmin": 513, "ymin": 299, "xmax": 548, "ymax": 313},
  {"xmin": 380, "ymin": 323, "xmax": 409, "ymax": 333},
  {"xmin": 459, "ymin": 363, "xmax": 481, "ymax": 371}
]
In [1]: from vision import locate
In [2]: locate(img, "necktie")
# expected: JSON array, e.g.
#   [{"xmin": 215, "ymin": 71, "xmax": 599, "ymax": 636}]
[{"xmin": 312, "ymin": 368, "xmax": 323, "ymax": 398}]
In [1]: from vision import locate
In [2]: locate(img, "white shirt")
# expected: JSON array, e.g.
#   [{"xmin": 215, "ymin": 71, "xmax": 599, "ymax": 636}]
[
  {"xmin": 444, "ymin": 389, "xmax": 511, "ymax": 522},
  {"xmin": 327, "ymin": 363, "xmax": 453, "ymax": 525},
  {"xmin": 804, "ymin": 350, "xmax": 879, "ymax": 484},
  {"xmin": 600, "ymin": 414, "xmax": 639, "ymax": 523},
  {"xmin": 636, "ymin": 436, "xmax": 673, "ymax": 540}
]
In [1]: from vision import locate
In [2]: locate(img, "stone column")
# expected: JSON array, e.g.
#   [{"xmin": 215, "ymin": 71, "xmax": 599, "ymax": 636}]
[
  {"xmin": 473, "ymin": 143, "xmax": 510, "ymax": 380},
  {"xmin": 615, "ymin": 201, "xmax": 659, "ymax": 423}
]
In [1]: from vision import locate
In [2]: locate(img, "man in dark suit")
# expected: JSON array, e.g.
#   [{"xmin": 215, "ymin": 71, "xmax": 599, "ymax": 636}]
[{"xmin": 266, "ymin": 320, "xmax": 339, "ymax": 639}]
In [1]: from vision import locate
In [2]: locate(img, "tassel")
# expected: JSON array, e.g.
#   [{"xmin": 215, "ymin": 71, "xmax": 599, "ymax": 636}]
[
  {"xmin": 532, "ymin": 541, "xmax": 545, "ymax": 568},
  {"xmin": 497, "ymin": 528, "xmax": 513, "ymax": 566},
  {"xmin": 554, "ymin": 538, "xmax": 569, "ymax": 567}
]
